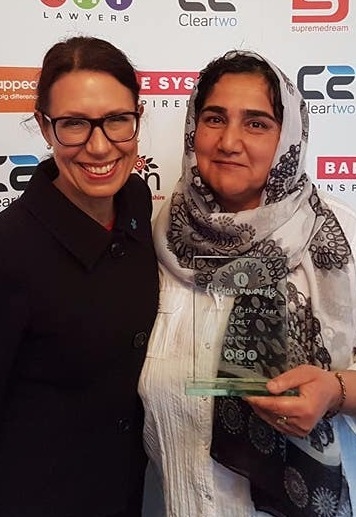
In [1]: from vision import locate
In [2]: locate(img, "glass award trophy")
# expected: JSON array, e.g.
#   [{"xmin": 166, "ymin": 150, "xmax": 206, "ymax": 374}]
[{"xmin": 186, "ymin": 255, "xmax": 295, "ymax": 397}]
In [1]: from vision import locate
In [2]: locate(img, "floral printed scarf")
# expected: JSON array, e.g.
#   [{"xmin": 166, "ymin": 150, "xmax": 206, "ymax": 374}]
[{"xmin": 154, "ymin": 51, "xmax": 355, "ymax": 516}]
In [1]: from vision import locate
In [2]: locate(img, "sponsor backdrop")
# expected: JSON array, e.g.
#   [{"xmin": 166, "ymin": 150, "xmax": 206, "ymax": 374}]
[{"xmin": 0, "ymin": 0, "xmax": 355, "ymax": 215}]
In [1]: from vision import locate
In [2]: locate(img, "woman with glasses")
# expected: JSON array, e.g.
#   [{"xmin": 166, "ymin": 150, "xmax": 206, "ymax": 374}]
[
  {"xmin": 139, "ymin": 50, "xmax": 356, "ymax": 516},
  {"xmin": 0, "ymin": 36, "xmax": 158, "ymax": 517}
]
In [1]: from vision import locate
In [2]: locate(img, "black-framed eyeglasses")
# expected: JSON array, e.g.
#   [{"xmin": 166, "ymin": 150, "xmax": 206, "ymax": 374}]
[{"xmin": 42, "ymin": 111, "xmax": 140, "ymax": 146}]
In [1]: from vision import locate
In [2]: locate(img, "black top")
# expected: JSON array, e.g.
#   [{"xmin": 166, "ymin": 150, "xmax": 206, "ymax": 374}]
[{"xmin": 0, "ymin": 158, "xmax": 159, "ymax": 517}]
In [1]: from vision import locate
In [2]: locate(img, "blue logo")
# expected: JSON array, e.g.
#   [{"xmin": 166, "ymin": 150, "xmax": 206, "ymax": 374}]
[
  {"xmin": 0, "ymin": 155, "xmax": 38, "ymax": 210},
  {"xmin": 297, "ymin": 65, "xmax": 355, "ymax": 100}
]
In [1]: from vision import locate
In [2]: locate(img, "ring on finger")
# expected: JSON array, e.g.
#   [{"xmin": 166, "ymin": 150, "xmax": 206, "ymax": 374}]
[{"xmin": 276, "ymin": 415, "xmax": 288, "ymax": 426}]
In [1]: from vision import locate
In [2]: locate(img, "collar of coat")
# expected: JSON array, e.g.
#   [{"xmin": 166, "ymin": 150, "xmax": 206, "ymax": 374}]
[{"xmin": 21, "ymin": 157, "xmax": 150, "ymax": 271}]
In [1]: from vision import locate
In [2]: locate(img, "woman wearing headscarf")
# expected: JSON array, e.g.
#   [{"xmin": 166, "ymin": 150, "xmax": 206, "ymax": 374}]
[{"xmin": 139, "ymin": 50, "xmax": 356, "ymax": 516}]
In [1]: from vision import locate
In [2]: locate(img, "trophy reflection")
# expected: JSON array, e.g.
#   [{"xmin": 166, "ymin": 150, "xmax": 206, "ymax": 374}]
[{"xmin": 186, "ymin": 255, "xmax": 292, "ymax": 397}]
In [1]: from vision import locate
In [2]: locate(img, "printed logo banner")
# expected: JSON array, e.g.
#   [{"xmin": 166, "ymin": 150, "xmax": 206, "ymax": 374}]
[{"xmin": 0, "ymin": 68, "xmax": 39, "ymax": 113}]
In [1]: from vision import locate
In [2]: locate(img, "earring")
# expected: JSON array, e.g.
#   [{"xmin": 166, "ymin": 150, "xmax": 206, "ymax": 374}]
[{"xmin": 46, "ymin": 143, "xmax": 52, "ymax": 150}]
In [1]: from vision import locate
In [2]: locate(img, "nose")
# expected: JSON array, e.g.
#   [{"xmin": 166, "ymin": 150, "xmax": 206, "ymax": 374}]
[
  {"xmin": 218, "ymin": 123, "xmax": 243, "ymax": 154},
  {"xmin": 85, "ymin": 126, "xmax": 112, "ymax": 154}
]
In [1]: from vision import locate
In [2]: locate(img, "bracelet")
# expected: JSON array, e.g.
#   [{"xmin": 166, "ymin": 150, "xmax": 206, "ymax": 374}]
[{"xmin": 324, "ymin": 372, "xmax": 347, "ymax": 419}]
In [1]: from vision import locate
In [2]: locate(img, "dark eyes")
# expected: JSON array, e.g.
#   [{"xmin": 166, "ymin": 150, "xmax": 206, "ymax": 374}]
[
  {"xmin": 60, "ymin": 118, "xmax": 86, "ymax": 129},
  {"xmin": 200, "ymin": 114, "xmax": 224, "ymax": 127},
  {"xmin": 107, "ymin": 113, "xmax": 133, "ymax": 123},
  {"xmin": 249, "ymin": 120, "xmax": 268, "ymax": 129},
  {"xmin": 200, "ymin": 114, "xmax": 270, "ymax": 131}
]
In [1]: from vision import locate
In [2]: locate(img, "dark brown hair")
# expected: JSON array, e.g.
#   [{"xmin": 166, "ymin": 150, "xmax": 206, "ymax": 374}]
[
  {"xmin": 194, "ymin": 50, "xmax": 283, "ymax": 125},
  {"xmin": 35, "ymin": 36, "xmax": 140, "ymax": 113}
]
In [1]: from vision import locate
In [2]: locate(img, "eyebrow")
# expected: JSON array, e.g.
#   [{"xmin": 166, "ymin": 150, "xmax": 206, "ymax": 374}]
[
  {"xmin": 55, "ymin": 109, "xmax": 136, "ymax": 119},
  {"xmin": 200, "ymin": 105, "xmax": 278, "ymax": 123}
]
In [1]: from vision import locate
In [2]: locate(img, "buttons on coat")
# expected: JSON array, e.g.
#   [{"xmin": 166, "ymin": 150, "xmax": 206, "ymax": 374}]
[
  {"xmin": 110, "ymin": 242, "xmax": 125, "ymax": 258},
  {"xmin": 133, "ymin": 331, "xmax": 148, "ymax": 349},
  {"xmin": 117, "ymin": 418, "xmax": 131, "ymax": 433}
]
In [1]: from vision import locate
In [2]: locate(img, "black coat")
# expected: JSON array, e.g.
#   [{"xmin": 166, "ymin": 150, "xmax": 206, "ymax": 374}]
[{"xmin": 0, "ymin": 159, "xmax": 159, "ymax": 517}]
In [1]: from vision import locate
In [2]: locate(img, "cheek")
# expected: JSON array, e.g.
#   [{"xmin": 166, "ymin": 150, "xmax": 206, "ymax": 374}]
[
  {"xmin": 194, "ymin": 129, "xmax": 213, "ymax": 162},
  {"xmin": 52, "ymin": 146, "xmax": 78, "ymax": 166},
  {"xmin": 120, "ymin": 140, "xmax": 138, "ymax": 161},
  {"xmin": 256, "ymin": 139, "xmax": 279, "ymax": 167},
  {"xmin": 266, "ymin": 134, "xmax": 280, "ymax": 161},
  {"xmin": 129, "ymin": 140, "xmax": 138, "ymax": 157}
]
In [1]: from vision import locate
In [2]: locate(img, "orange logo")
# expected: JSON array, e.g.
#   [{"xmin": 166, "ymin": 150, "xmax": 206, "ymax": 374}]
[{"xmin": 0, "ymin": 68, "xmax": 40, "ymax": 113}]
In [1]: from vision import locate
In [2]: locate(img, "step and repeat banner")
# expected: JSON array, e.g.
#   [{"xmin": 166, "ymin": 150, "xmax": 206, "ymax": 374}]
[{"xmin": 0, "ymin": 0, "xmax": 355, "ymax": 216}]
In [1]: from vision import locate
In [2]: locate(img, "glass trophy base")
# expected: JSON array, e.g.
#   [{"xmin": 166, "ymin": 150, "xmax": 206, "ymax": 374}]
[{"xmin": 185, "ymin": 378, "xmax": 298, "ymax": 397}]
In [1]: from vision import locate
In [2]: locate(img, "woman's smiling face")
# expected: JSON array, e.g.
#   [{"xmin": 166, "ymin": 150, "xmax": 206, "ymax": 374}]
[
  {"xmin": 37, "ymin": 69, "xmax": 140, "ymax": 208},
  {"xmin": 194, "ymin": 72, "xmax": 281, "ymax": 213}
]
